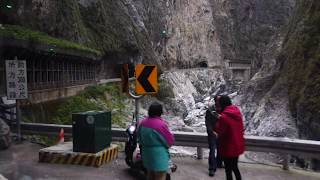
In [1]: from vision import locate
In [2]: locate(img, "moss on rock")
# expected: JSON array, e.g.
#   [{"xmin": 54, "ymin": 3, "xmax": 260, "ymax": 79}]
[{"xmin": 0, "ymin": 24, "xmax": 101, "ymax": 55}]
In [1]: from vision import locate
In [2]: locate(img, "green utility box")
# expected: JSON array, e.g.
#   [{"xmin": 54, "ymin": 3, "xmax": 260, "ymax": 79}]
[{"xmin": 72, "ymin": 111, "xmax": 111, "ymax": 153}]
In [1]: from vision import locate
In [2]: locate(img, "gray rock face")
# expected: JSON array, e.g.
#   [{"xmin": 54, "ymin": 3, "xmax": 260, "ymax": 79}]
[
  {"xmin": 132, "ymin": 0, "xmax": 295, "ymax": 70},
  {"xmin": 162, "ymin": 68, "xmax": 225, "ymax": 112},
  {"xmin": 235, "ymin": 1, "xmax": 320, "ymax": 141},
  {"xmin": 235, "ymin": 34, "xmax": 298, "ymax": 137},
  {"xmin": 209, "ymin": 0, "xmax": 296, "ymax": 74},
  {"xmin": 279, "ymin": 0, "xmax": 320, "ymax": 141},
  {"xmin": 160, "ymin": 68, "xmax": 240, "ymax": 132},
  {"xmin": 239, "ymin": 80, "xmax": 298, "ymax": 137},
  {"xmin": 3, "ymin": 0, "xmax": 300, "ymax": 138},
  {"xmin": 2, "ymin": 0, "xmax": 160, "ymax": 68},
  {"xmin": 3, "ymin": 0, "xmax": 295, "ymax": 72},
  {"xmin": 164, "ymin": 0, "xmax": 223, "ymax": 69}
]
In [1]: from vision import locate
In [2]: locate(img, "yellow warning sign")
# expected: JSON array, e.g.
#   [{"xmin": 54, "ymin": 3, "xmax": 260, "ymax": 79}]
[{"xmin": 135, "ymin": 64, "xmax": 158, "ymax": 94}]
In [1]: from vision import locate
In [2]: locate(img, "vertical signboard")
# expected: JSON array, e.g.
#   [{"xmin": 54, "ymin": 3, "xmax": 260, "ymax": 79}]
[
  {"xmin": 5, "ymin": 57, "xmax": 28, "ymax": 142},
  {"xmin": 6, "ymin": 59, "xmax": 28, "ymax": 100}
]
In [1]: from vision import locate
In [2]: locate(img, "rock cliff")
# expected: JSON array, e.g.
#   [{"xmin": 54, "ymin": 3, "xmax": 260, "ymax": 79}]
[
  {"xmin": 238, "ymin": 0, "xmax": 320, "ymax": 140},
  {"xmin": 2, "ymin": 0, "xmax": 319, "ymax": 140}
]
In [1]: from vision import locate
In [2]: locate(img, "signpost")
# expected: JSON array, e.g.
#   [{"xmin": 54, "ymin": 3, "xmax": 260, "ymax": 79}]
[
  {"xmin": 5, "ymin": 57, "xmax": 28, "ymax": 141},
  {"xmin": 121, "ymin": 64, "xmax": 158, "ymax": 123}
]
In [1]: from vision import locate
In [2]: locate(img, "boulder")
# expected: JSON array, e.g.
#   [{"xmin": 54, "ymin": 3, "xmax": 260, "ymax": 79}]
[{"xmin": 0, "ymin": 119, "xmax": 11, "ymax": 150}]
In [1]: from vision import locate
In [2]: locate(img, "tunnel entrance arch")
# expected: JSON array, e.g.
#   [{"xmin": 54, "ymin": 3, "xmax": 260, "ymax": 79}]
[{"xmin": 197, "ymin": 61, "xmax": 208, "ymax": 68}]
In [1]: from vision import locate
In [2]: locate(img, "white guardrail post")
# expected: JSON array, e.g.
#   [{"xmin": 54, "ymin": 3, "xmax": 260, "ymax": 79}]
[
  {"xmin": 282, "ymin": 154, "xmax": 290, "ymax": 170},
  {"xmin": 197, "ymin": 147, "xmax": 203, "ymax": 160}
]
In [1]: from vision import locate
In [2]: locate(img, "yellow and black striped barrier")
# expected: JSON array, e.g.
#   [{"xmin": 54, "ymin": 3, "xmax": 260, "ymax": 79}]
[{"xmin": 39, "ymin": 143, "xmax": 119, "ymax": 167}]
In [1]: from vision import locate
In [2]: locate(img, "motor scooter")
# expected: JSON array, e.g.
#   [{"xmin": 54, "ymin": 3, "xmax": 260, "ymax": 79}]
[{"xmin": 124, "ymin": 116, "xmax": 177, "ymax": 180}]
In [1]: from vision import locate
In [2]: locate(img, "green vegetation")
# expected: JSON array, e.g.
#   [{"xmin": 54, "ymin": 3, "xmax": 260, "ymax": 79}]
[
  {"xmin": 52, "ymin": 96, "xmax": 102, "ymax": 124},
  {"xmin": 22, "ymin": 83, "xmax": 131, "ymax": 128},
  {"xmin": 0, "ymin": 24, "xmax": 101, "ymax": 56},
  {"xmin": 22, "ymin": 83, "xmax": 131, "ymax": 146},
  {"xmin": 52, "ymin": 84, "xmax": 129, "ymax": 127}
]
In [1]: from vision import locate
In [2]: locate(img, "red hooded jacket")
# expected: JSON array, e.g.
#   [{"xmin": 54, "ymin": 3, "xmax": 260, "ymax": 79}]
[{"xmin": 215, "ymin": 105, "xmax": 245, "ymax": 157}]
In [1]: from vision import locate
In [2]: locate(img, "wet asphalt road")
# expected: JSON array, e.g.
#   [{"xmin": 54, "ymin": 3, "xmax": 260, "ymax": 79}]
[{"xmin": 1, "ymin": 142, "xmax": 320, "ymax": 180}]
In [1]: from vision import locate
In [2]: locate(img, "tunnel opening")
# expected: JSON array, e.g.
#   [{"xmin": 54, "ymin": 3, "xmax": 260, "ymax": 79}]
[
  {"xmin": 102, "ymin": 50, "xmax": 139, "ymax": 79},
  {"xmin": 197, "ymin": 61, "xmax": 208, "ymax": 68}
]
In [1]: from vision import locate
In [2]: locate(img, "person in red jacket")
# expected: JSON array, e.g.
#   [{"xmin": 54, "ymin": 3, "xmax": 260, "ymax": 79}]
[{"xmin": 214, "ymin": 95, "xmax": 244, "ymax": 180}]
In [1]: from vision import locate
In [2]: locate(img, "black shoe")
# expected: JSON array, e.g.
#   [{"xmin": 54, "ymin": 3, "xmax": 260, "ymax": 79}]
[{"xmin": 209, "ymin": 170, "xmax": 215, "ymax": 177}]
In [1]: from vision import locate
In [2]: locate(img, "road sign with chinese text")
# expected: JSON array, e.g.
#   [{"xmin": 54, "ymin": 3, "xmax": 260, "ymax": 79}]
[
  {"xmin": 135, "ymin": 64, "xmax": 158, "ymax": 95},
  {"xmin": 5, "ymin": 59, "xmax": 28, "ymax": 100}
]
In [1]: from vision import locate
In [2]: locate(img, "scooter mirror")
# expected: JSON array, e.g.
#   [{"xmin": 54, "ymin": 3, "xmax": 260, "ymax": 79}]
[{"xmin": 128, "ymin": 125, "xmax": 136, "ymax": 134}]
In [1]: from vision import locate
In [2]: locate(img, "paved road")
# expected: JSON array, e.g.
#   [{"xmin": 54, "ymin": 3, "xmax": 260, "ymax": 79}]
[{"xmin": 1, "ymin": 142, "xmax": 320, "ymax": 180}]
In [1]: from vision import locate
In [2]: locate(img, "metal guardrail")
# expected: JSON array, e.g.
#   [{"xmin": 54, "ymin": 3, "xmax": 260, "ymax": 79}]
[{"xmin": 18, "ymin": 122, "xmax": 320, "ymax": 169}]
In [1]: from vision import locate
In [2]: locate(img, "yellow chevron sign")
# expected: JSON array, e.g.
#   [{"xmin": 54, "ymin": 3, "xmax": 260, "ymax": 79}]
[{"xmin": 135, "ymin": 64, "xmax": 158, "ymax": 94}]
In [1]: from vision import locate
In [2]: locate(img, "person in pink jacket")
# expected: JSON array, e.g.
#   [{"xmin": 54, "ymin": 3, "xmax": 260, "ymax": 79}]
[{"xmin": 138, "ymin": 102, "xmax": 174, "ymax": 180}]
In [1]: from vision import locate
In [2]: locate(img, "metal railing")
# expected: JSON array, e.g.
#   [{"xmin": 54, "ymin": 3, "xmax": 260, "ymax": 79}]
[{"xmin": 17, "ymin": 122, "xmax": 320, "ymax": 170}]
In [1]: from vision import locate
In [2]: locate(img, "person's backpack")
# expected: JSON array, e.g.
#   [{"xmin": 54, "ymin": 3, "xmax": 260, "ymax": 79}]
[{"xmin": 205, "ymin": 105, "xmax": 218, "ymax": 128}]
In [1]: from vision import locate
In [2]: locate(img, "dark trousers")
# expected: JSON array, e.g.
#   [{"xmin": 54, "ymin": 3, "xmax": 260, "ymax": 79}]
[
  {"xmin": 207, "ymin": 135, "xmax": 222, "ymax": 171},
  {"xmin": 223, "ymin": 157, "xmax": 242, "ymax": 180}
]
